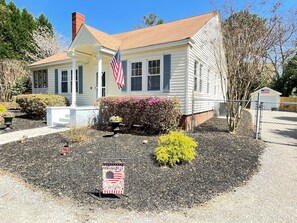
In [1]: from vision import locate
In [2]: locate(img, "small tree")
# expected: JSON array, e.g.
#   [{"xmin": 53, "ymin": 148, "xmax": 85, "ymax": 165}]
[{"xmin": 134, "ymin": 13, "xmax": 164, "ymax": 29}]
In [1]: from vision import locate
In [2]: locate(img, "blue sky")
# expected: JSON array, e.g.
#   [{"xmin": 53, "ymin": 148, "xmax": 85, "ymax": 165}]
[{"xmin": 9, "ymin": 0, "xmax": 297, "ymax": 39}]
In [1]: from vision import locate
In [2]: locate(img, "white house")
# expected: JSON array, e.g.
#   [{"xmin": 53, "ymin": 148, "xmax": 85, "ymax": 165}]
[
  {"xmin": 29, "ymin": 11, "xmax": 227, "ymax": 129},
  {"xmin": 251, "ymin": 87, "xmax": 282, "ymax": 110}
]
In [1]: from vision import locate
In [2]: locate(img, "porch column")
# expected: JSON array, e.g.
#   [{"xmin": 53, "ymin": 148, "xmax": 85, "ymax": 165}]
[
  {"xmin": 71, "ymin": 58, "xmax": 77, "ymax": 107},
  {"xmin": 97, "ymin": 54, "xmax": 102, "ymax": 98}
]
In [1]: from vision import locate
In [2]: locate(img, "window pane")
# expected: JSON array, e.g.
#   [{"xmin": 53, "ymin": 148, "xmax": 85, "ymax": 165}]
[
  {"xmin": 148, "ymin": 75, "xmax": 160, "ymax": 91},
  {"xmin": 102, "ymin": 88, "xmax": 106, "ymax": 97},
  {"xmin": 102, "ymin": 72, "xmax": 106, "ymax": 87},
  {"xmin": 194, "ymin": 77, "xmax": 197, "ymax": 92},
  {"xmin": 43, "ymin": 70, "xmax": 48, "ymax": 88},
  {"xmin": 33, "ymin": 71, "xmax": 38, "ymax": 88},
  {"xmin": 131, "ymin": 77, "xmax": 142, "ymax": 91},
  {"xmin": 131, "ymin": 62, "xmax": 142, "ymax": 77},
  {"xmin": 61, "ymin": 82, "xmax": 68, "ymax": 93},
  {"xmin": 148, "ymin": 60, "xmax": 160, "ymax": 75},
  {"xmin": 38, "ymin": 71, "xmax": 43, "ymax": 88}
]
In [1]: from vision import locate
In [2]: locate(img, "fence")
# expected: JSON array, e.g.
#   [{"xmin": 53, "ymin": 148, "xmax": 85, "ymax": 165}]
[{"xmin": 192, "ymin": 96, "xmax": 297, "ymax": 145}]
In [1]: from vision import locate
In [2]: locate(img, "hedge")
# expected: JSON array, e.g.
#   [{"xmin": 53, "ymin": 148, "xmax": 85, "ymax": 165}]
[
  {"xmin": 16, "ymin": 94, "xmax": 69, "ymax": 119},
  {"xmin": 98, "ymin": 96, "xmax": 182, "ymax": 133},
  {"xmin": 280, "ymin": 97, "xmax": 297, "ymax": 112}
]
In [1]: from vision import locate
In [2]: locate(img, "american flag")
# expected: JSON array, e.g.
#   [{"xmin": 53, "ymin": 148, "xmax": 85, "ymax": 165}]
[
  {"xmin": 261, "ymin": 89, "xmax": 270, "ymax": 94},
  {"xmin": 110, "ymin": 50, "xmax": 124, "ymax": 89},
  {"xmin": 106, "ymin": 170, "xmax": 122, "ymax": 184}
]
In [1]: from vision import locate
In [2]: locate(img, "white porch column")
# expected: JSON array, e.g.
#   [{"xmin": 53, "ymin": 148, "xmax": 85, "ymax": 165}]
[
  {"xmin": 71, "ymin": 58, "xmax": 77, "ymax": 107},
  {"xmin": 97, "ymin": 54, "xmax": 102, "ymax": 98}
]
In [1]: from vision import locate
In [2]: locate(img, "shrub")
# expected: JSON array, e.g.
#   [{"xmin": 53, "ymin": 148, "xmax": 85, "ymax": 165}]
[
  {"xmin": 0, "ymin": 104, "xmax": 7, "ymax": 124},
  {"xmin": 155, "ymin": 131, "xmax": 198, "ymax": 167},
  {"xmin": 0, "ymin": 104, "xmax": 7, "ymax": 112},
  {"xmin": 98, "ymin": 96, "xmax": 182, "ymax": 133},
  {"xmin": 16, "ymin": 94, "xmax": 69, "ymax": 119},
  {"xmin": 60, "ymin": 127, "xmax": 89, "ymax": 144}
]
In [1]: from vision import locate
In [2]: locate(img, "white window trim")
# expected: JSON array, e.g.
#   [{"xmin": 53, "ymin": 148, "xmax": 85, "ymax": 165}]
[
  {"xmin": 198, "ymin": 63, "xmax": 203, "ymax": 94},
  {"xmin": 194, "ymin": 61, "xmax": 198, "ymax": 92},
  {"xmin": 127, "ymin": 56, "xmax": 163, "ymax": 94},
  {"xmin": 146, "ymin": 57, "xmax": 162, "ymax": 92},
  {"xmin": 207, "ymin": 69, "xmax": 210, "ymax": 95},
  {"xmin": 130, "ymin": 60, "xmax": 143, "ymax": 92},
  {"xmin": 58, "ymin": 67, "xmax": 79, "ymax": 94}
]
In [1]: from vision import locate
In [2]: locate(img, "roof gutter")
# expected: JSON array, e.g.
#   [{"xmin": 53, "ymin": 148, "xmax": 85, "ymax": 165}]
[
  {"xmin": 122, "ymin": 38, "xmax": 195, "ymax": 55},
  {"xmin": 29, "ymin": 59, "xmax": 72, "ymax": 69}
]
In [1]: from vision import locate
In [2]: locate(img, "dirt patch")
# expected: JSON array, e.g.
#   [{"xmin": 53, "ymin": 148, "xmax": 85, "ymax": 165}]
[{"xmin": 0, "ymin": 111, "xmax": 263, "ymax": 212}]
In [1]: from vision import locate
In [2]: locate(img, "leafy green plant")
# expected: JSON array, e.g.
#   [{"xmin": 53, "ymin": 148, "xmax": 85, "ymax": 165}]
[
  {"xmin": 155, "ymin": 131, "xmax": 198, "ymax": 167},
  {"xmin": 0, "ymin": 104, "xmax": 7, "ymax": 112},
  {"xmin": 16, "ymin": 94, "xmax": 69, "ymax": 119},
  {"xmin": 3, "ymin": 112, "xmax": 15, "ymax": 117}
]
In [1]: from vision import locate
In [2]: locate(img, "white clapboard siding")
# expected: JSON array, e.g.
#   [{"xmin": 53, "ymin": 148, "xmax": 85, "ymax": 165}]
[
  {"xmin": 47, "ymin": 62, "xmax": 97, "ymax": 106},
  {"xmin": 187, "ymin": 14, "xmax": 227, "ymax": 115},
  {"xmin": 107, "ymin": 46, "xmax": 188, "ymax": 114}
]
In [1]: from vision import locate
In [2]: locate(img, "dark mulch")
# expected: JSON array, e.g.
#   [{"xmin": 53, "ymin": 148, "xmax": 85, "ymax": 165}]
[
  {"xmin": 0, "ymin": 112, "xmax": 46, "ymax": 133},
  {"xmin": 0, "ymin": 110, "xmax": 264, "ymax": 212}
]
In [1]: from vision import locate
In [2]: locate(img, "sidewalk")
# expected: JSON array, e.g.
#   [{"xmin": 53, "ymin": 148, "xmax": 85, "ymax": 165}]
[{"xmin": 0, "ymin": 126, "xmax": 69, "ymax": 145}]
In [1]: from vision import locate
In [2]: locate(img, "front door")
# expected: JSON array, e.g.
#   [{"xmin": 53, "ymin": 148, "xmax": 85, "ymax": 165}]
[{"xmin": 96, "ymin": 71, "xmax": 106, "ymax": 99}]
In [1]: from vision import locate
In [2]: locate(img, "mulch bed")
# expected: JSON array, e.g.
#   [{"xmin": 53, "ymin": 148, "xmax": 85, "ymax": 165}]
[
  {"xmin": 0, "ymin": 111, "xmax": 264, "ymax": 212},
  {"xmin": 0, "ymin": 112, "xmax": 46, "ymax": 133}
]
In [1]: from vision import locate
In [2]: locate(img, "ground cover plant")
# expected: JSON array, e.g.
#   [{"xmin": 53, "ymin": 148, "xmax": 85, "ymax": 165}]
[{"xmin": 0, "ymin": 111, "xmax": 263, "ymax": 211}]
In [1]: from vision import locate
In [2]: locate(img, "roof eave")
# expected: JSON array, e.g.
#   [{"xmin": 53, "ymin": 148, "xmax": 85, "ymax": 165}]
[
  {"xmin": 29, "ymin": 59, "xmax": 72, "ymax": 69},
  {"xmin": 122, "ymin": 38, "xmax": 193, "ymax": 55}
]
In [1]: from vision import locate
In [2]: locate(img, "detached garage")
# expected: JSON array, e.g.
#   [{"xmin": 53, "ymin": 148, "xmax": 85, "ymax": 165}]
[{"xmin": 251, "ymin": 87, "xmax": 282, "ymax": 110}]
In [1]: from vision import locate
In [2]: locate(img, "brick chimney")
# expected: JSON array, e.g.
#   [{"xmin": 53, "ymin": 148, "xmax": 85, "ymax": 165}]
[{"xmin": 72, "ymin": 12, "xmax": 85, "ymax": 40}]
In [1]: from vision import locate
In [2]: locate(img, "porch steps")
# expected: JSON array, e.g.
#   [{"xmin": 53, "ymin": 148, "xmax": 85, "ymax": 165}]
[{"xmin": 53, "ymin": 114, "xmax": 70, "ymax": 127}]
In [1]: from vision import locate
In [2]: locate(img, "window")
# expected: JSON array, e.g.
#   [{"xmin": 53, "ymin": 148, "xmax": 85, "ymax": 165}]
[
  {"xmin": 131, "ymin": 62, "xmax": 142, "ymax": 91},
  {"xmin": 194, "ymin": 61, "xmax": 198, "ymax": 92},
  {"xmin": 61, "ymin": 70, "xmax": 68, "ymax": 93},
  {"xmin": 147, "ymin": 59, "xmax": 160, "ymax": 91},
  {"xmin": 33, "ymin": 70, "xmax": 47, "ymax": 88},
  {"xmin": 207, "ymin": 69, "xmax": 210, "ymax": 94},
  {"xmin": 198, "ymin": 64, "xmax": 203, "ymax": 93},
  {"xmin": 71, "ymin": 70, "xmax": 78, "ymax": 93},
  {"xmin": 102, "ymin": 71, "xmax": 106, "ymax": 96}
]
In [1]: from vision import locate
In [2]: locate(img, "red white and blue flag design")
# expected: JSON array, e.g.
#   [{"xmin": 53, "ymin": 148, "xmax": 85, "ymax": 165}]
[
  {"xmin": 102, "ymin": 162, "xmax": 125, "ymax": 194},
  {"xmin": 110, "ymin": 50, "xmax": 124, "ymax": 89},
  {"xmin": 261, "ymin": 88, "xmax": 270, "ymax": 94}
]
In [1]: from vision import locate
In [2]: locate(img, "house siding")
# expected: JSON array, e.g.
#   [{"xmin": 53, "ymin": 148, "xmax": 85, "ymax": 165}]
[
  {"xmin": 187, "ymin": 15, "xmax": 227, "ymax": 115},
  {"xmin": 107, "ymin": 46, "xmax": 188, "ymax": 114}
]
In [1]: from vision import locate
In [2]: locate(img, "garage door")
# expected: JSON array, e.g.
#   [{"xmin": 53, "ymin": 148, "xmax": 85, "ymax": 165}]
[{"xmin": 260, "ymin": 96, "xmax": 279, "ymax": 110}]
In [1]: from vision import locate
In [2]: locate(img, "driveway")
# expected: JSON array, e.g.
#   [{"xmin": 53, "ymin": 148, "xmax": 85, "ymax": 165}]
[{"xmin": 0, "ymin": 111, "xmax": 297, "ymax": 222}]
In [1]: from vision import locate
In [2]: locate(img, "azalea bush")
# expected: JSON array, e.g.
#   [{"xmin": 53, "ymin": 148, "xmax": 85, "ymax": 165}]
[
  {"xmin": 155, "ymin": 130, "xmax": 198, "ymax": 167},
  {"xmin": 16, "ymin": 94, "xmax": 69, "ymax": 119},
  {"xmin": 98, "ymin": 96, "xmax": 182, "ymax": 133}
]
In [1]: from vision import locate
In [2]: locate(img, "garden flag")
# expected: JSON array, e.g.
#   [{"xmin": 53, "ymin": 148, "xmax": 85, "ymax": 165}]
[
  {"xmin": 110, "ymin": 50, "xmax": 124, "ymax": 89},
  {"xmin": 102, "ymin": 162, "xmax": 125, "ymax": 194}
]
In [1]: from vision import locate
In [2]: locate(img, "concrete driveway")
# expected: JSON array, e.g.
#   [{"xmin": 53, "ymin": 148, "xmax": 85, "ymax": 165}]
[{"xmin": 0, "ymin": 111, "xmax": 297, "ymax": 222}]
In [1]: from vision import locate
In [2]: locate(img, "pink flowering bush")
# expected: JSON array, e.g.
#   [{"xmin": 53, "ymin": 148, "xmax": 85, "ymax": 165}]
[{"xmin": 98, "ymin": 96, "xmax": 182, "ymax": 133}]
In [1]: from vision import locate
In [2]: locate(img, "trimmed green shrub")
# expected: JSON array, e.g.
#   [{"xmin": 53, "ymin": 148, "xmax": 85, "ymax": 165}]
[
  {"xmin": 98, "ymin": 96, "xmax": 182, "ymax": 133},
  {"xmin": 16, "ymin": 94, "xmax": 69, "ymax": 118},
  {"xmin": 155, "ymin": 131, "xmax": 198, "ymax": 167},
  {"xmin": 0, "ymin": 104, "xmax": 7, "ymax": 112}
]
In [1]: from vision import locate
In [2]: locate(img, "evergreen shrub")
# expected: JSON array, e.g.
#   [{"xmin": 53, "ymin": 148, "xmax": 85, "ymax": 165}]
[
  {"xmin": 16, "ymin": 94, "xmax": 69, "ymax": 119},
  {"xmin": 155, "ymin": 131, "xmax": 198, "ymax": 166}
]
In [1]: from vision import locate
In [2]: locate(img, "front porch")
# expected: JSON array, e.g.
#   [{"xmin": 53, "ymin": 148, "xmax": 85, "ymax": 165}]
[{"xmin": 47, "ymin": 106, "xmax": 99, "ymax": 128}]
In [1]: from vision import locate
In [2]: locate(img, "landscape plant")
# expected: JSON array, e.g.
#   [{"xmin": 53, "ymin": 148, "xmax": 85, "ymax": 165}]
[
  {"xmin": 16, "ymin": 94, "xmax": 69, "ymax": 119},
  {"xmin": 98, "ymin": 96, "xmax": 182, "ymax": 133},
  {"xmin": 155, "ymin": 130, "xmax": 198, "ymax": 167}
]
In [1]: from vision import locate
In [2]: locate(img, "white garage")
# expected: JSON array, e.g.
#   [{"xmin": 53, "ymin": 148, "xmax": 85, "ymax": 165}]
[{"xmin": 251, "ymin": 87, "xmax": 282, "ymax": 110}]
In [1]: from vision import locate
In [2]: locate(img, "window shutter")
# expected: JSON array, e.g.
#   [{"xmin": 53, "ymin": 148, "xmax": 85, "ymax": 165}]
[
  {"xmin": 55, "ymin": 69, "xmax": 58, "ymax": 94},
  {"xmin": 79, "ymin": 65, "xmax": 83, "ymax": 94},
  {"xmin": 122, "ymin": 60, "xmax": 127, "ymax": 92},
  {"xmin": 163, "ymin": 54, "xmax": 171, "ymax": 92}
]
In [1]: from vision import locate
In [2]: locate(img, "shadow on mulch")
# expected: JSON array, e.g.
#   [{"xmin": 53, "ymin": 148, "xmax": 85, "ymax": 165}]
[{"xmin": 0, "ymin": 110, "xmax": 264, "ymax": 212}]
